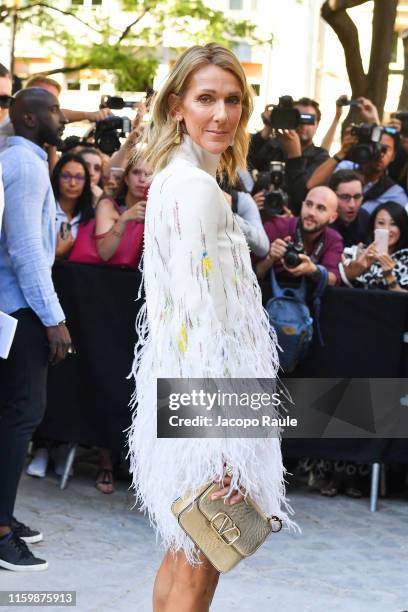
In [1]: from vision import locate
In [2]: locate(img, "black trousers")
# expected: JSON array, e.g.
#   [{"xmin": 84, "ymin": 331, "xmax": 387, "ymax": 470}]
[{"xmin": 0, "ymin": 308, "xmax": 48, "ymax": 526}]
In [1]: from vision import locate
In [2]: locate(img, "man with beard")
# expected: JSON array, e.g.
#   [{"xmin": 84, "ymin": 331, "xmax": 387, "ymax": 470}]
[
  {"xmin": 255, "ymin": 186, "xmax": 343, "ymax": 286},
  {"xmin": 0, "ymin": 88, "xmax": 73, "ymax": 571}
]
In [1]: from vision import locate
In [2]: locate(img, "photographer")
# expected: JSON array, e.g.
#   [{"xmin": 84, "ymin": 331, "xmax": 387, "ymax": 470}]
[
  {"xmin": 247, "ymin": 105, "xmax": 283, "ymax": 172},
  {"xmin": 308, "ymin": 125, "xmax": 407, "ymax": 214},
  {"xmin": 255, "ymin": 186, "xmax": 342, "ymax": 286},
  {"xmin": 273, "ymin": 97, "xmax": 330, "ymax": 213},
  {"xmin": 328, "ymin": 170, "xmax": 370, "ymax": 246}
]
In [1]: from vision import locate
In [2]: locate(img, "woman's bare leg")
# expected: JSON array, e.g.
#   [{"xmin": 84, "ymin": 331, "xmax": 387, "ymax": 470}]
[
  {"xmin": 161, "ymin": 550, "xmax": 220, "ymax": 612},
  {"xmin": 153, "ymin": 551, "xmax": 175, "ymax": 612}
]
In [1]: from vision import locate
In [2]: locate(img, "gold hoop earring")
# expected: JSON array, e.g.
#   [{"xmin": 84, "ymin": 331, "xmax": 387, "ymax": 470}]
[{"xmin": 174, "ymin": 119, "xmax": 181, "ymax": 144}]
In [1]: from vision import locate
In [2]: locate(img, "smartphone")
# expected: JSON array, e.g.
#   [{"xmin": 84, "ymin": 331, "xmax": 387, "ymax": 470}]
[
  {"xmin": 374, "ymin": 228, "xmax": 389, "ymax": 255},
  {"xmin": 60, "ymin": 222, "xmax": 71, "ymax": 240}
]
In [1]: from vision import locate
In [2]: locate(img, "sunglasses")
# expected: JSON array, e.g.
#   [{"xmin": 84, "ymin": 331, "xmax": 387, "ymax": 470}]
[
  {"xmin": 336, "ymin": 193, "xmax": 363, "ymax": 202},
  {"xmin": 60, "ymin": 172, "xmax": 86, "ymax": 184},
  {"xmin": 0, "ymin": 95, "xmax": 13, "ymax": 109}
]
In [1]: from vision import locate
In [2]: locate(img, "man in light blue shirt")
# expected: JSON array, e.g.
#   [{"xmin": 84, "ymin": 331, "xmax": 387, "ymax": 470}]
[{"xmin": 0, "ymin": 88, "xmax": 73, "ymax": 572}]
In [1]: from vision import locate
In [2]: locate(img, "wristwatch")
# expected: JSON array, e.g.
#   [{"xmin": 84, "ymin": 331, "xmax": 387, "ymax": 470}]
[{"xmin": 387, "ymin": 278, "xmax": 398, "ymax": 289}]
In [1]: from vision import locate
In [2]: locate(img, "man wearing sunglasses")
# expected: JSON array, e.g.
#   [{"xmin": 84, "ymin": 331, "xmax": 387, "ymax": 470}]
[{"xmin": 328, "ymin": 170, "xmax": 370, "ymax": 246}]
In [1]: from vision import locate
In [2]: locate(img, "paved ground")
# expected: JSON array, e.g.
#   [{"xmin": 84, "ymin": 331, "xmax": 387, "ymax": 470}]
[{"xmin": 3, "ymin": 453, "xmax": 408, "ymax": 612}]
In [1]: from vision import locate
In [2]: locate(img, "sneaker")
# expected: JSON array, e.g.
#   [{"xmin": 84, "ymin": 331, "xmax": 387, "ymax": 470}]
[
  {"xmin": 53, "ymin": 444, "xmax": 74, "ymax": 477},
  {"xmin": 11, "ymin": 517, "xmax": 43, "ymax": 544},
  {"xmin": 26, "ymin": 448, "xmax": 49, "ymax": 478},
  {"xmin": 0, "ymin": 532, "xmax": 48, "ymax": 571}
]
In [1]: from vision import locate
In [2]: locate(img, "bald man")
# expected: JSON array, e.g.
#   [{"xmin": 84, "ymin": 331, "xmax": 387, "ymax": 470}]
[
  {"xmin": 256, "ymin": 186, "xmax": 343, "ymax": 286},
  {"xmin": 0, "ymin": 88, "xmax": 73, "ymax": 571}
]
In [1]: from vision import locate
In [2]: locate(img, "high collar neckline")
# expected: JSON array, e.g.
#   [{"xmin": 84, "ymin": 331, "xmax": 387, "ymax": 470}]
[{"xmin": 172, "ymin": 134, "xmax": 220, "ymax": 178}]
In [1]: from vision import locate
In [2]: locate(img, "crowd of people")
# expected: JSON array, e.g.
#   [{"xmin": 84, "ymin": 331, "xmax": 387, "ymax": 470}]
[{"xmin": 1, "ymin": 55, "xmax": 408, "ymax": 573}]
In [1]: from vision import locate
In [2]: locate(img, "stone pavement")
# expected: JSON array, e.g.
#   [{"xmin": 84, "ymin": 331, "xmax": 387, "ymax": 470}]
[{"xmin": 3, "ymin": 455, "xmax": 408, "ymax": 612}]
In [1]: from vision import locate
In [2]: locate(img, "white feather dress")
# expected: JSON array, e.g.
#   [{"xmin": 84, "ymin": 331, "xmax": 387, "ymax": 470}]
[{"xmin": 128, "ymin": 135, "xmax": 297, "ymax": 565}]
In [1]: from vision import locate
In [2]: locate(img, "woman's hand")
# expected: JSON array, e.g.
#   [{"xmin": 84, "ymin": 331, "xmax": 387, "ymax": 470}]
[
  {"xmin": 56, "ymin": 231, "xmax": 75, "ymax": 258},
  {"xmin": 378, "ymin": 253, "xmax": 395, "ymax": 275},
  {"xmin": 121, "ymin": 200, "xmax": 146, "ymax": 223},
  {"xmin": 253, "ymin": 190, "xmax": 265, "ymax": 210},
  {"xmin": 210, "ymin": 473, "xmax": 246, "ymax": 506},
  {"xmin": 358, "ymin": 241, "xmax": 378, "ymax": 271}
]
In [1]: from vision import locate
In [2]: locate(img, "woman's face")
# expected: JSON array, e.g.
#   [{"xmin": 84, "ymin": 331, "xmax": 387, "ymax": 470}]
[
  {"xmin": 82, "ymin": 152, "xmax": 102, "ymax": 187},
  {"xmin": 374, "ymin": 209, "xmax": 401, "ymax": 250},
  {"xmin": 59, "ymin": 161, "xmax": 86, "ymax": 200},
  {"xmin": 125, "ymin": 161, "xmax": 150, "ymax": 199},
  {"xmin": 174, "ymin": 64, "xmax": 243, "ymax": 155}
]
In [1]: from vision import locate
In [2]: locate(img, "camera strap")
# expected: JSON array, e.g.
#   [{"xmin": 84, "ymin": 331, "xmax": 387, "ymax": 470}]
[
  {"xmin": 295, "ymin": 222, "xmax": 325, "ymax": 263},
  {"xmin": 362, "ymin": 174, "xmax": 395, "ymax": 203}
]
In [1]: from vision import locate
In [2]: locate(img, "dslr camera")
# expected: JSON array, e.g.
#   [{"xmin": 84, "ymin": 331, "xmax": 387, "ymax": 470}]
[
  {"xmin": 283, "ymin": 242, "xmax": 304, "ymax": 268},
  {"xmin": 266, "ymin": 96, "xmax": 315, "ymax": 130},
  {"xmin": 349, "ymin": 123, "xmax": 383, "ymax": 165},
  {"xmin": 94, "ymin": 115, "xmax": 131, "ymax": 155},
  {"xmin": 349, "ymin": 124, "xmax": 397, "ymax": 165},
  {"xmin": 253, "ymin": 161, "xmax": 288, "ymax": 217}
]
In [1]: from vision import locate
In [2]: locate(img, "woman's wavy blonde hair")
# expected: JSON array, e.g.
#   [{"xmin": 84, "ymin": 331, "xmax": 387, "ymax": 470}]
[{"xmin": 138, "ymin": 43, "xmax": 253, "ymax": 184}]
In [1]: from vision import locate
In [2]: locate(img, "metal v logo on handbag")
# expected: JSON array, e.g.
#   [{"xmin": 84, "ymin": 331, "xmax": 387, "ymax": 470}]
[
  {"xmin": 171, "ymin": 478, "xmax": 283, "ymax": 573},
  {"xmin": 210, "ymin": 512, "xmax": 241, "ymax": 545}
]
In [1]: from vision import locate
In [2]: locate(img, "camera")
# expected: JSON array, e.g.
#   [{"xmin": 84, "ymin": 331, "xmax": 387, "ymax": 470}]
[
  {"xmin": 253, "ymin": 161, "xmax": 288, "ymax": 217},
  {"xmin": 283, "ymin": 242, "xmax": 304, "ymax": 268},
  {"xmin": 349, "ymin": 123, "xmax": 383, "ymax": 165},
  {"xmin": 391, "ymin": 111, "xmax": 408, "ymax": 137},
  {"xmin": 94, "ymin": 115, "xmax": 131, "ymax": 155},
  {"xmin": 267, "ymin": 96, "xmax": 315, "ymax": 130},
  {"xmin": 100, "ymin": 95, "xmax": 140, "ymax": 110},
  {"xmin": 336, "ymin": 95, "xmax": 359, "ymax": 108}
]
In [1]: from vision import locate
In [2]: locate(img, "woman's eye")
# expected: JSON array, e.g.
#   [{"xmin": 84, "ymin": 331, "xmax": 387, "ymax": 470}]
[
  {"xmin": 227, "ymin": 96, "xmax": 241, "ymax": 104},
  {"xmin": 198, "ymin": 96, "xmax": 212, "ymax": 103}
]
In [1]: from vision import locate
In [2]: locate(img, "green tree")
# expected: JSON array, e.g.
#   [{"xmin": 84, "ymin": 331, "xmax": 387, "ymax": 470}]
[{"xmin": 0, "ymin": 0, "xmax": 263, "ymax": 91}]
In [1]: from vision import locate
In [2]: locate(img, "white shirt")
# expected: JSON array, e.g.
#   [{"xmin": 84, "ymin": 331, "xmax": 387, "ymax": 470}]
[{"xmin": 55, "ymin": 201, "xmax": 81, "ymax": 239}]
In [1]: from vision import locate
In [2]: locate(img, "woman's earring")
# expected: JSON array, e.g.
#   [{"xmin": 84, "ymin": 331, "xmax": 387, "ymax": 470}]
[{"xmin": 174, "ymin": 119, "xmax": 181, "ymax": 144}]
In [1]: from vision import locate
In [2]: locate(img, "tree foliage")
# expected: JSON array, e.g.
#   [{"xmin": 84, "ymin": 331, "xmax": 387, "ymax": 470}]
[{"xmin": 0, "ymin": 0, "xmax": 262, "ymax": 91}]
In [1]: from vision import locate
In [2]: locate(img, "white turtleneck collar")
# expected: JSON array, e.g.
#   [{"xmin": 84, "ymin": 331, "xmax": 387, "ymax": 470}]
[{"xmin": 171, "ymin": 134, "xmax": 220, "ymax": 178}]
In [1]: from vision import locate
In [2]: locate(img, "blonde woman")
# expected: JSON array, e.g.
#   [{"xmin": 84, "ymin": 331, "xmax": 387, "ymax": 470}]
[{"xmin": 128, "ymin": 44, "xmax": 296, "ymax": 612}]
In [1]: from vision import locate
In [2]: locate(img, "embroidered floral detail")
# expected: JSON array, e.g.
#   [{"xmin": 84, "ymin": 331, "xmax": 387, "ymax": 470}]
[
  {"xmin": 202, "ymin": 251, "xmax": 213, "ymax": 277},
  {"xmin": 178, "ymin": 324, "xmax": 188, "ymax": 353}
]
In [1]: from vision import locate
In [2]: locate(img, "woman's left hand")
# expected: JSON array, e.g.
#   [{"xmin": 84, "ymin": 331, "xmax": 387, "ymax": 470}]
[
  {"xmin": 210, "ymin": 473, "xmax": 245, "ymax": 506},
  {"xmin": 378, "ymin": 253, "xmax": 395, "ymax": 274}
]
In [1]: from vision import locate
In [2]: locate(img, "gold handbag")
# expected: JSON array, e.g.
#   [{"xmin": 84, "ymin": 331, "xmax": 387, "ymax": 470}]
[{"xmin": 171, "ymin": 480, "xmax": 283, "ymax": 573}]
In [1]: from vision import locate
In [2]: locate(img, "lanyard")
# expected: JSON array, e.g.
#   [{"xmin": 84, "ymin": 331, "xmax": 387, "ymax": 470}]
[{"xmin": 295, "ymin": 221, "xmax": 325, "ymax": 264}]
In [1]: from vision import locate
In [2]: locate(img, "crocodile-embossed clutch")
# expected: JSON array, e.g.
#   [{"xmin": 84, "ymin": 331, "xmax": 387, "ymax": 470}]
[{"xmin": 171, "ymin": 480, "xmax": 282, "ymax": 573}]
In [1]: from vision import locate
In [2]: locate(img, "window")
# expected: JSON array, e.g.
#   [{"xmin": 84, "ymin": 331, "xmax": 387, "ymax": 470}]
[
  {"xmin": 251, "ymin": 83, "xmax": 260, "ymax": 96},
  {"xmin": 87, "ymin": 83, "xmax": 100, "ymax": 91},
  {"xmin": 67, "ymin": 81, "xmax": 80, "ymax": 90},
  {"xmin": 92, "ymin": 0, "xmax": 102, "ymax": 4},
  {"xmin": 71, "ymin": 0, "xmax": 84, "ymax": 5},
  {"xmin": 229, "ymin": 0, "xmax": 243, "ymax": 9}
]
